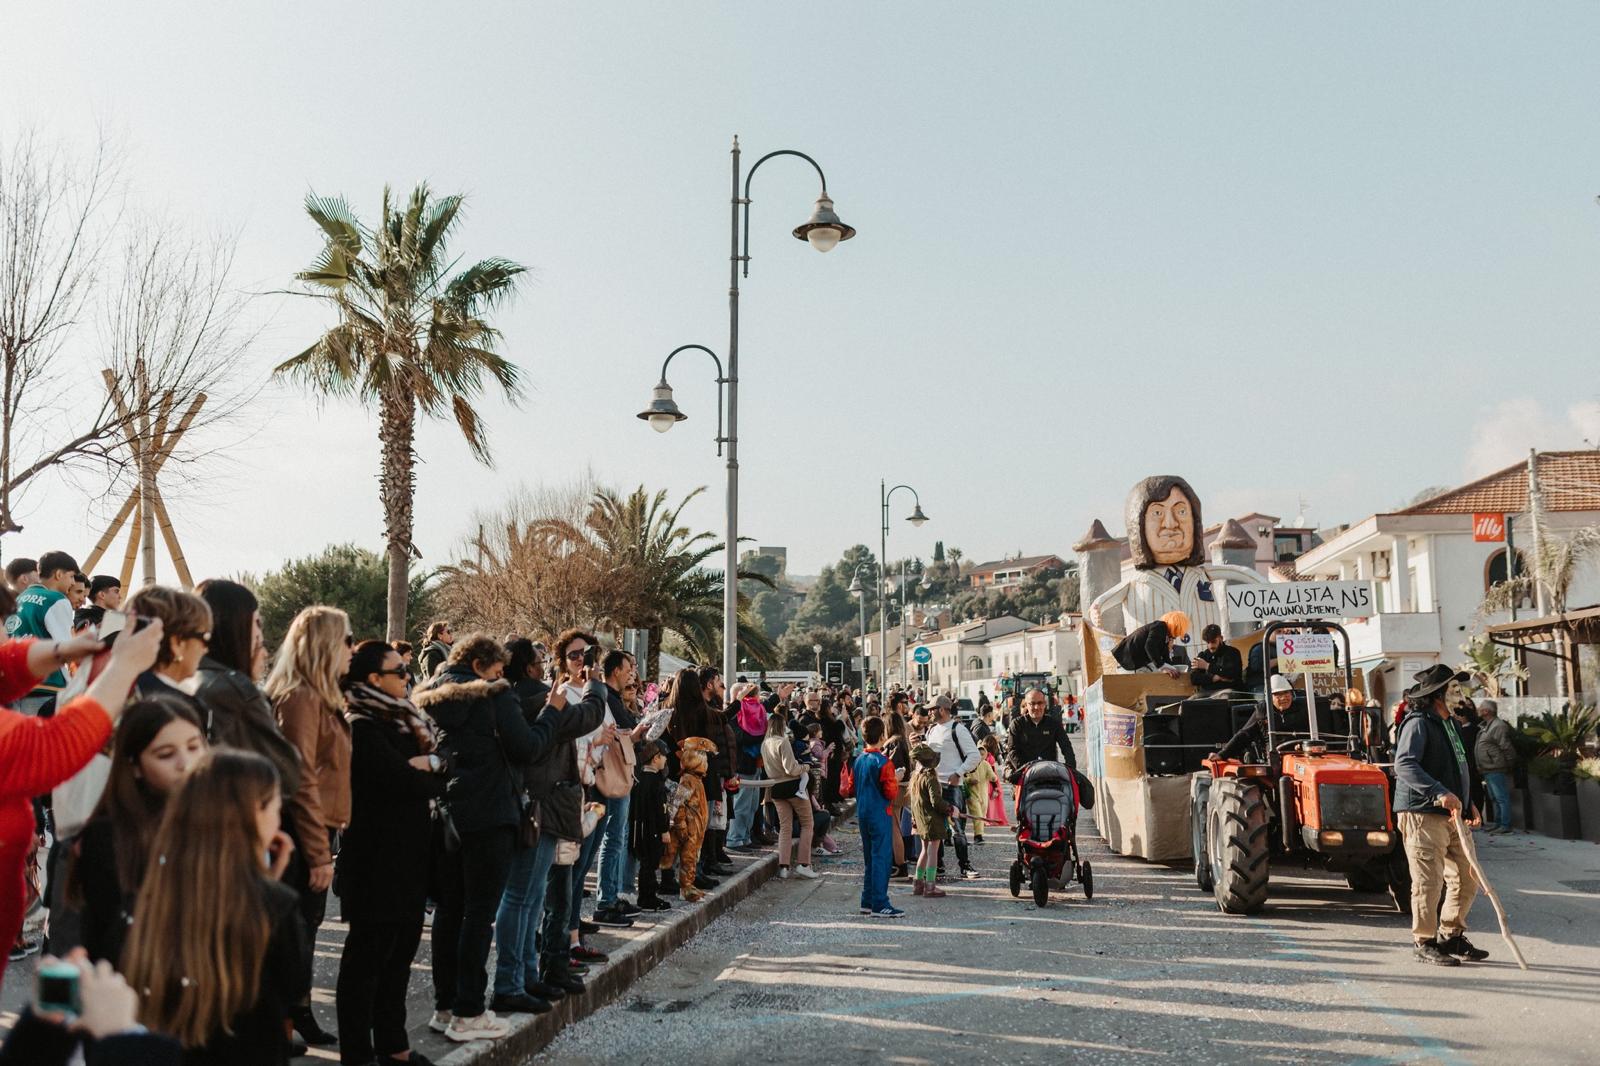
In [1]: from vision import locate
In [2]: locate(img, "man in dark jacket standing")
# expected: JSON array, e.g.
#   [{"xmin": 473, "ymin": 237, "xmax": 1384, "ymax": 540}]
[
  {"xmin": 1394, "ymin": 665, "xmax": 1487, "ymax": 967},
  {"xmin": 418, "ymin": 621, "xmax": 455, "ymax": 680},
  {"xmin": 1005, "ymin": 688, "xmax": 1077, "ymax": 781}
]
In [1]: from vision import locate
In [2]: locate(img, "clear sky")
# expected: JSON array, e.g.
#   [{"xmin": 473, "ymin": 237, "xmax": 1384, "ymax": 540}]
[{"xmin": 5, "ymin": 2, "xmax": 1599, "ymax": 583}]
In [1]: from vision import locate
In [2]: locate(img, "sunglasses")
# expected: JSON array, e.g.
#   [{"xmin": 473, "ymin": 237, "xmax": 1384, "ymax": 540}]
[
  {"xmin": 182, "ymin": 631, "xmax": 212, "ymax": 645},
  {"xmin": 376, "ymin": 667, "xmax": 409, "ymax": 677},
  {"xmin": 565, "ymin": 648, "xmax": 588, "ymax": 661}
]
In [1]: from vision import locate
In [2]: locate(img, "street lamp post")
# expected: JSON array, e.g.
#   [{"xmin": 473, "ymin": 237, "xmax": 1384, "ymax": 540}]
[
  {"xmin": 880, "ymin": 481, "xmax": 928, "ymax": 692},
  {"xmin": 640, "ymin": 138, "xmax": 854, "ymax": 686},
  {"xmin": 812, "ymin": 642, "xmax": 823, "ymax": 680},
  {"xmin": 848, "ymin": 565, "xmax": 871, "ymax": 692}
]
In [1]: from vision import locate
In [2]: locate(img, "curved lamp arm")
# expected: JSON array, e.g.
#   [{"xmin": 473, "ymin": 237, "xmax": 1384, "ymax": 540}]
[
  {"xmin": 659, "ymin": 344, "xmax": 730, "ymax": 456},
  {"xmin": 740, "ymin": 149, "xmax": 829, "ymax": 279}
]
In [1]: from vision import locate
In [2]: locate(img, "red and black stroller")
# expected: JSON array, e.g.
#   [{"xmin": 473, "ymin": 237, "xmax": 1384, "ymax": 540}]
[{"xmin": 1008, "ymin": 760, "xmax": 1093, "ymax": 907}]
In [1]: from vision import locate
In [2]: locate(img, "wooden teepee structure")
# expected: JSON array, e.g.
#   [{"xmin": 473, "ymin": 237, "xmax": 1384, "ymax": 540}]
[{"xmin": 81, "ymin": 368, "xmax": 205, "ymax": 589}]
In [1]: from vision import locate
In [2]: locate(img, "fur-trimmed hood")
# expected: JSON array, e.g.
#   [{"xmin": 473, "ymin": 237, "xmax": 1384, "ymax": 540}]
[{"xmin": 414, "ymin": 674, "xmax": 510, "ymax": 711}]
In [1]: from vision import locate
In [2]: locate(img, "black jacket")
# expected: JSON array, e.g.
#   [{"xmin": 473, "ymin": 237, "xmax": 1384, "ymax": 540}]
[
  {"xmin": 70, "ymin": 818, "xmax": 135, "ymax": 966},
  {"xmin": 1394, "ymin": 703, "xmax": 1469, "ymax": 815},
  {"xmin": 1111, "ymin": 620, "xmax": 1174, "ymax": 673},
  {"xmin": 415, "ymin": 668, "xmax": 552, "ymax": 834},
  {"xmin": 185, "ymin": 879, "xmax": 308, "ymax": 1066},
  {"xmin": 629, "ymin": 768, "xmax": 669, "ymax": 857},
  {"xmin": 1190, "ymin": 643, "xmax": 1244, "ymax": 691},
  {"xmin": 1005, "ymin": 713, "xmax": 1076, "ymax": 780},
  {"xmin": 336, "ymin": 715, "xmax": 445, "ymax": 923},
  {"xmin": 418, "ymin": 641, "xmax": 450, "ymax": 680},
  {"xmin": 195, "ymin": 657, "xmax": 302, "ymax": 797},
  {"xmin": 521, "ymin": 679, "xmax": 607, "ymax": 842},
  {"xmin": 0, "ymin": 1009, "xmax": 181, "ymax": 1066}
]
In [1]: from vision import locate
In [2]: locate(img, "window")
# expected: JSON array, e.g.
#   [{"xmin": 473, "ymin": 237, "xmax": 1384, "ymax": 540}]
[
  {"xmin": 1273, "ymin": 534, "xmax": 1302, "ymax": 561},
  {"xmin": 1484, "ymin": 549, "xmax": 1532, "ymax": 607}
]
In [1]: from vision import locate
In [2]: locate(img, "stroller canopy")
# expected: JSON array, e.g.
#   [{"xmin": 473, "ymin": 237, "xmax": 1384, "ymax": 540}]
[{"xmin": 1023, "ymin": 760, "xmax": 1072, "ymax": 791}]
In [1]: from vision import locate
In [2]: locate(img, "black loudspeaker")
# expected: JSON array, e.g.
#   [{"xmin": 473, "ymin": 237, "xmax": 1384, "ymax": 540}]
[
  {"xmin": 1177, "ymin": 700, "xmax": 1233, "ymax": 771},
  {"xmin": 1229, "ymin": 701, "xmax": 1257, "ymax": 736},
  {"xmin": 1143, "ymin": 714, "xmax": 1184, "ymax": 775}
]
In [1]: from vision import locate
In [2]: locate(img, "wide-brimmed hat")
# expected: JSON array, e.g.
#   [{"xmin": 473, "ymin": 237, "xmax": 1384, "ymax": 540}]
[{"xmin": 1404, "ymin": 664, "xmax": 1470, "ymax": 702}]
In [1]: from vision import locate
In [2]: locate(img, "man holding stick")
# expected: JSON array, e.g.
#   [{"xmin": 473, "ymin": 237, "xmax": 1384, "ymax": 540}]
[{"xmin": 1394, "ymin": 665, "xmax": 1489, "ymax": 967}]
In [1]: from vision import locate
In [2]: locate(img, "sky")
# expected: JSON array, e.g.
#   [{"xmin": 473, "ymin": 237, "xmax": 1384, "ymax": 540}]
[{"xmin": 4, "ymin": 2, "xmax": 1600, "ymax": 584}]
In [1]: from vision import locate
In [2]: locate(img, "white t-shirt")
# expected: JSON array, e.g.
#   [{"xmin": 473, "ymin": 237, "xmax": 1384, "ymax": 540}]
[{"xmin": 926, "ymin": 719, "xmax": 980, "ymax": 781}]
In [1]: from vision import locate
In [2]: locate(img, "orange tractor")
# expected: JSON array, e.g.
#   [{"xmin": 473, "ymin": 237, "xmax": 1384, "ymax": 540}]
[{"xmin": 1191, "ymin": 621, "xmax": 1409, "ymax": 915}]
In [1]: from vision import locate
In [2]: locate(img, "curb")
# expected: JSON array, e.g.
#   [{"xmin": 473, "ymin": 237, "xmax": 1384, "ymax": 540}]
[{"xmin": 438, "ymin": 852, "xmax": 780, "ymax": 1065}]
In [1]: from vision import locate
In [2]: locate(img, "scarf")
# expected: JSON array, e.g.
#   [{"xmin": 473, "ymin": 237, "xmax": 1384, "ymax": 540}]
[
  {"xmin": 737, "ymin": 696, "xmax": 767, "ymax": 737},
  {"xmin": 345, "ymin": 682, "xmax": 437, "ymax": 754}
]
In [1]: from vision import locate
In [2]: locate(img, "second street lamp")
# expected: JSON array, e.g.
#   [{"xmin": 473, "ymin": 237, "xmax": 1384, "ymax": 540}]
[
  {"xmin": 640, "ymin": 137, "xmax": 855, "ymax": 685},
  {"xmin": 880, "ymin": 481, "xmax": 928, "ymax": 693},
  {"xmin": 849, "ymin": 565, "xmax": 871, "ymax": 691}
]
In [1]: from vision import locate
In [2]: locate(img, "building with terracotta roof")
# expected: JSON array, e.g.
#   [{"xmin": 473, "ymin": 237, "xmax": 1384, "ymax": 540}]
[
  {"xmin": 967, "ymin": 554, "xmax": 1068, "ymax": 590},
  {"xmin": 1292, "ymin": 451, "xmax": 1600, "ymax": 706}
]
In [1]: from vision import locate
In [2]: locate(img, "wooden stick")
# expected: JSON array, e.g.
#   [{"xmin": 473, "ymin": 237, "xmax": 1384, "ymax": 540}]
[{"xmin": 1451, "ymin": 810, "xmax": 1529, "ymax": 970}]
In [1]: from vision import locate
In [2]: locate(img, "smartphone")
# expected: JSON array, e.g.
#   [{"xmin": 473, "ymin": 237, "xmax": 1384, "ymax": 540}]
[
  {"xmin": 36, "ymin": 961, "xmax": 81, "ymax": 1019},
  {"xmin": 582, "ymin": 646, "xmax": 598, "ymax": 668},
  {"xmin": 99, "ymin": 610, "xmax": 151, "ymax": 643}
]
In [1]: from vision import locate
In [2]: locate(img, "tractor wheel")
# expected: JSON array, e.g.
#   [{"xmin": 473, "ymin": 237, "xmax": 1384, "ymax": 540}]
[
  {"xmin": 1008, "ymin": 861, "xmax": 1023, "ymax": 898},
  {"xmin": 1386, "ymin": 839, "xmax": 1412, "ymax": 916},
  {"xmin": 1208, "ymin": 776, "xmax": 1270, "ymax": 915},
  {"xmin": 1345, "ymin": 862, "xmax": 1387, "ymax": 893},
  {"xmin": 1081, "ymin": 860, "xmax": 1094, "ymax": 900},
  {"xmin": 1191, "ymin": 772, "xmax": 1214, "ymax": 892},
  {"xmin": 1031, "ymin": 863, "xmax": 1050, "ymax": 908}
]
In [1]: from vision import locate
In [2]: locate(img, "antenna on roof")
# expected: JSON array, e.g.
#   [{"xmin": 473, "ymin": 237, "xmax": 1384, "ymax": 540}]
[{"xmin": 1293, "ymin": 495, "xmax": 1309, "ymax": 527}]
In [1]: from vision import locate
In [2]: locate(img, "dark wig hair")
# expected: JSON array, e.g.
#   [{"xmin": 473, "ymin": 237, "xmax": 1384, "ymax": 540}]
[
  {"xmin": 1125, "ymin": 474, "xmax": 1205, "ymax": 569},
  {"xmin": 344, "ymin": 639, "xmax": 396, "ymax": 690}
]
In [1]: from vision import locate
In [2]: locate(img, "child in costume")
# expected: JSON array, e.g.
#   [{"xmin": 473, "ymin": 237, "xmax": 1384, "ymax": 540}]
[
  {"xmin": 980, "ymin": 734, "xmax": 1008, "ymax": 829},
  {"xmin": 909, "ymin": 743, "xmax": 950, "ymax": 899},
  {"xmin": 629, "ymin": 740, "xmax": 672, "ymax": 911},
  {"xmin": 965, "ymin": 740, "xmax": 999, "ymax": 844},
  {"xmin": 661, "ymin": 736, "xmax": 716, "ymax": 902}
]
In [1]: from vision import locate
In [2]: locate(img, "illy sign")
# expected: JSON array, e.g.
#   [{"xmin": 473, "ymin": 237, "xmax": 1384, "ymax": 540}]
[{"xmin": 1473, "ymin": 513, "xmax": 1506, "ymax": 543}]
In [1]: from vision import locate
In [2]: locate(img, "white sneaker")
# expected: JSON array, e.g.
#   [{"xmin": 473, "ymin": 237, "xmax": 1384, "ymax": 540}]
[
  {"xmin": 793, "ymin": 865, "xmax": 819, "ymax": 880},
  {"xmin": 428, "ymin": 1010, "xmax": 452, "ymax": 1033},
  {"xmin": 447, "ymin": 1011, "xmax": 512, "ymax": 1042},
  {"xmin": 778, "ymin": 866, "xmax": 790, "ymax": 879}
]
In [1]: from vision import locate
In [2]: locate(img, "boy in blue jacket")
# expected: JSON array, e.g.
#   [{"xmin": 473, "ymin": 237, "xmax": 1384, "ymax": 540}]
[{"xmin": 852, "ymin": 717, "xmax": 903, "ymax": 918}]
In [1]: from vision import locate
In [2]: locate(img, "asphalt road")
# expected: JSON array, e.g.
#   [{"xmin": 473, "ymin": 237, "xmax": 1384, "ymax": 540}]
[{"xmin": 534, "ymin": 760, "xmax": 1600, "ymax": 1065}]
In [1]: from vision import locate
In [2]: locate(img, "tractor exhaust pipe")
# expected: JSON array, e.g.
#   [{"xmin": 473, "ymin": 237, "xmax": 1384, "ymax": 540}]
[{"xmin": 1277, "ymin": 776, "xmax": 1298, "ymax": 852}]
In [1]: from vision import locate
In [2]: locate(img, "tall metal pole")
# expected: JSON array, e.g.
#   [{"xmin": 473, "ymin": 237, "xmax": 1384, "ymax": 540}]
[
  {"xmin": 723, "ymin": 137, "xmax": 742, "ymax": 687},
  {"xmin": 900, "ymin": 557, "xmax": 909, "ymax": 689},
  {"xmin": 857, "ymin": 574, "xmax": 868, "ymax": 692},
  {"xmin": 879, "ymin": 479, "xmax": 888, "ymax": 692}
]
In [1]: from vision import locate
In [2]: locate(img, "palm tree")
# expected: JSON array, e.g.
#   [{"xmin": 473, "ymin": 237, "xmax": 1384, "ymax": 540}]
[
  {"xmin": 277, "ymin": 185, "xmax": 524, "ymax": 640},
  {"xmin": 542, "ymin": 485, "xmax": 777, "ymax": 678}
]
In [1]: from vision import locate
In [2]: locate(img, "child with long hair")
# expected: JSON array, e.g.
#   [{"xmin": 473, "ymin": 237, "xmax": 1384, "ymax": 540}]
[
  {"xmin": 122, "ymin": 749, "xmax": 304, "ymax": 1065},
  {"xmin": 67, "ymin": 697, "xmax": 208, "ymax": 965},
  {"xmin": 981, "ymin": 734, "xmax": 1009, "ymax": 829}
]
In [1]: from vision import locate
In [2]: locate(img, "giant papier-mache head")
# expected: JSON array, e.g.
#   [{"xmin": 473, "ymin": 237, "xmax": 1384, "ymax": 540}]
[{"xmin": 1126, "ymin": 475, "xmax": 1205, "ymax": 570}]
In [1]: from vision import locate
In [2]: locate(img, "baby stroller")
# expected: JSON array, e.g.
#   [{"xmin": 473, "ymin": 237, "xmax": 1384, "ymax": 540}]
[{"xmin": 1008, "ymin": 760, "xmax": 1092, "ymax": 907}]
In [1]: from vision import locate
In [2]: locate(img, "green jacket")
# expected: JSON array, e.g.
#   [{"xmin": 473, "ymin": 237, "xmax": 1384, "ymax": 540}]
[
  {"xmin": 7, "ymin": 585, "xmax": 69, "ymax": 691},
  {"xmin": 909, "ymin": 765, "xmax": 950, "ymax": 839}
]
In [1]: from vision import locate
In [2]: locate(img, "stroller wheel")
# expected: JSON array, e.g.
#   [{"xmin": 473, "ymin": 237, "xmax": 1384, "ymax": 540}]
[
  {"xmin": 1031, "ymin": 864, "xmax": 1049, "ymax": 908},
  {"xmin": 1008, "ymin": 861, "xmax": 1023, "ymax": 898},
  {"xmin": 1081, "ymin": 860, "xmax": 1094, "ymax": 900}
]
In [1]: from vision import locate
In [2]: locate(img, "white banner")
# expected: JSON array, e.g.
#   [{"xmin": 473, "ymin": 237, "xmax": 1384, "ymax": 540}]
[{"xmin": 1226, "ymin": 580, "xmax": 1375, "ymax": 624}]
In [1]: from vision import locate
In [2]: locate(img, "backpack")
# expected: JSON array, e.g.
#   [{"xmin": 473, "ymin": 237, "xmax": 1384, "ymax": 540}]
[{"xmin": 593, "ymin": 736, "xmax": 637, "ymax": 799}]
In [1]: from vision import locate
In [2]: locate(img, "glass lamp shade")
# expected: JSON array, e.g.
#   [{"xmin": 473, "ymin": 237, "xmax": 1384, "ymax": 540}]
[
  {"xmin": 792, "ymin": 194, "xmax": 855, "ymax": 250},
  {"xmin": 806, "ymin": 226, "xmax": 841, "ymax": 253}
]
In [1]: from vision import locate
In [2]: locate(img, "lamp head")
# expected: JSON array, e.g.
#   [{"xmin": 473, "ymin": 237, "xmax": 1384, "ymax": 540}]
[
  {"xmin": 848, "ymin": 574, "xmax": 865, "ymax": 595},
  {"xmin": 637, "ymin": 381, "xmax": 686, "ymax": 433},
  {"xmin": 793, "ymin": 193, "xmax": 856, "ymax": 253},
  {"xmin": 907, "ymin": 504, "xmax": 929, "ymax": 527}
]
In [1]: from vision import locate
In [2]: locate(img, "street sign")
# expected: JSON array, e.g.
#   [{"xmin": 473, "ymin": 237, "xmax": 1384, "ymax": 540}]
[
  {"xmin": 913, "ymin": 646, "xmax": 932, "ymax": 665},
  {"xmin": 1275, "ymin": 633, "xmax": 1336, "ymax": 674},
  {"xmin": 1226, "ymin": 580, "xmax": 1375, "ymax": 624},
  {"xmin": 850, "ymin": 657, "xmax": 863, "ymax": 672},
  {"xmin": 1473, "ymin": 513, "xmax": 1506, "ymax": 543},
  {"xmin": 825, "ymin": 661, "xmax": 844, "ymax": 684}
]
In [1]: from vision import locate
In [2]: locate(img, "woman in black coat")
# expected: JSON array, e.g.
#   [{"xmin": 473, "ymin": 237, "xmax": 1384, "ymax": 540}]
[{"xmin": 335, "ymin": 641, "xmax": 444, "ymax": 1066}]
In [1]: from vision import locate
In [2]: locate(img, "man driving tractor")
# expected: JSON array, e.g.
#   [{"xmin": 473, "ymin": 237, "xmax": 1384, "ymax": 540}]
[{"xmin": 1211, "ymin": 674, "xmax": 1297, "ymax": 762}]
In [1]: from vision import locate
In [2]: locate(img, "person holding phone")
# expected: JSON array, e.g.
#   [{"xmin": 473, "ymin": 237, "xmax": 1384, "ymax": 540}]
[
  {"xmin": 0, "ymin": 948, "xmax": 181, "ymax": 1065},
  {"xmin": 0, "ymin": 583, "xmax": 165, "ymax": 982}
]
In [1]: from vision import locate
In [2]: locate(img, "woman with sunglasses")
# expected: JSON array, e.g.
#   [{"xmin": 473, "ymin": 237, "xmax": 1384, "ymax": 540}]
[
  {"xmin": 335, "ymin": 640, "xmax": 443, "ymax": 1066},
  {"xmin": 123, "ymin": 586, "xmax": 216, "ymax": 725},
  {"xmin": 264, "ymin": 606, "xmax": 354, "ymax": 1048}
]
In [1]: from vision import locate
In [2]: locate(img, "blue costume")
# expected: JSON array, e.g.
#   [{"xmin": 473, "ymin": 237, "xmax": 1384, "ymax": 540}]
[{"xmin": 853, "ymin": 747, "xmax": 896, "ymax": 913}]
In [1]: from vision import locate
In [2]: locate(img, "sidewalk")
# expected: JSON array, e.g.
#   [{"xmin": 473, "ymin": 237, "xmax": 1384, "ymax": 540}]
[{"xmin": 0, "ymin": 847, "xmax": 782, "ymax": 1064}]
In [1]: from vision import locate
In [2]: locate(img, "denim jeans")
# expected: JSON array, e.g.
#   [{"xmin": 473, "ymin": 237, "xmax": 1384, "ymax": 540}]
[
  {"xmin": 567, "ymin": 820, "xmax": 606, "ymax": 933},
  {"xmin": 595, "ymin": 793, "xmax": 631, "ymax": 908},
  {"xmin": 728, "ymin": 773, "xmax": 761, "ymax": 847},
  {"xmin": 492, "ymin": 834, "xmax": 559, "ymax": 998},
  {"xmin": 1483, "ymin": 771, "xmax": 1513, "ymax": 830}
]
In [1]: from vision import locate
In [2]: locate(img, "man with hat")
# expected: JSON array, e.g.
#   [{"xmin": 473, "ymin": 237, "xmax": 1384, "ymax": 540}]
[
  {"xmin": 924, "ymin": 694, "xmax": 981, "ymax": 880},
  {"xmin": 1395, "ymin": 664, "xmax": 1487, "ymax": 967},
  {"xmin": 1212, "ymin": 674, "xmax": 1298, "ymax": 762}
]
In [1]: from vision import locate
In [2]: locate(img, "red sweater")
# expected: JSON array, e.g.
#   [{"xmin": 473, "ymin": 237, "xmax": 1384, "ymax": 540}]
[{"xmin": 0, "ymin": 639, "xmax": 114, "ymax": 849}]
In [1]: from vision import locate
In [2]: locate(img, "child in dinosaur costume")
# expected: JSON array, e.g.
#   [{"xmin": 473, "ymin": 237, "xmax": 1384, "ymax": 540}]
[{"xmin": 662, "ymin": 735, "xmax": 717, "ymax": 902}]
